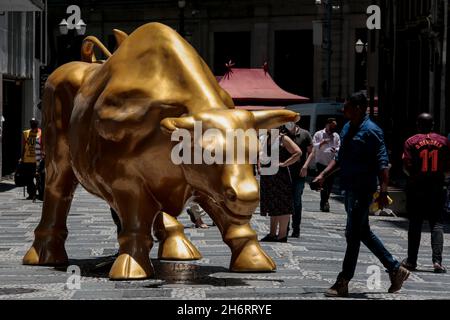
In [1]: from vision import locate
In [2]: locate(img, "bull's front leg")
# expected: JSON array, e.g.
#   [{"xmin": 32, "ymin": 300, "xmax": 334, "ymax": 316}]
[
  {"xmin": 200, "ymin": 200, "xmax": 276, "ymax": 272},
  {"xmin": 108, "ymin": 185, "xmax": 159, "ymax": 280},
  {"xmin": 224, "ymin": 223, "xmax": 276, "ymax": 272},
  {"xmin": 153, "ymin": 212, "xmax": 202, "ymax": 260}
]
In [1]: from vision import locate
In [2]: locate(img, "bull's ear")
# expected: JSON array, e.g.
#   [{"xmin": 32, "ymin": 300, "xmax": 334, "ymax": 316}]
[
  {"xmin": 113, "ymin": 29, "xmax": 128, "ymax": 47},
  {"xmin": 160, "ymin": 116, "xmax": 196, "ymax": 134},
  {"xmin": 251, "ymin": 110, "xmax": 300, "ymax": 130}
]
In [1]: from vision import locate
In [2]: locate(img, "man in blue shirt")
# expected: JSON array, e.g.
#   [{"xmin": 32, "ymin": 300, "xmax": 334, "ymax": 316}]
[{"xmin": 313, "ymin": 92, "xmax": 410, "ymax": 297}]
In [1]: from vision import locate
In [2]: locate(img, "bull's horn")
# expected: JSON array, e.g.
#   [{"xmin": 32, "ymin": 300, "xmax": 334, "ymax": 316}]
[
  {"xmin": 251, "ymin": 110, "xmax": 300, "ymax": 130},
  {"xmin": 113, "ymin": 29, "xmax": 128, "ymax": 47},
  {"xmin": 160, "ymin": 116, "xmax": 196, "ymax": 134}
]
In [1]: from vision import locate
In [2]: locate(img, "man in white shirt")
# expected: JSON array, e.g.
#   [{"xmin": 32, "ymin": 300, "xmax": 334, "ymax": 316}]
[{"xmin": 312, "ymin": 118, "xmax": 340, "ymax": 212}]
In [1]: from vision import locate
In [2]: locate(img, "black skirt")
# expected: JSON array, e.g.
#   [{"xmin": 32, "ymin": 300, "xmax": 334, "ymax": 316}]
[{"xmin": 259, "ymin": 166, "xmax": 294, "ymax": 217}]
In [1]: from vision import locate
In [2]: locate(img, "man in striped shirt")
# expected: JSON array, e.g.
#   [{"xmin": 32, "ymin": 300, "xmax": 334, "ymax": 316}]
[{"xmin": 20, "ymin": 118, "xmax": 42, "ymax": 200}]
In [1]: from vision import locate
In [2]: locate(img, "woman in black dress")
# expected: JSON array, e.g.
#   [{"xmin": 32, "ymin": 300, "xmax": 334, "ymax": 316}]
[{"xmin": 258, "ymin": 128, "xmax": 302, "ymax": 242}]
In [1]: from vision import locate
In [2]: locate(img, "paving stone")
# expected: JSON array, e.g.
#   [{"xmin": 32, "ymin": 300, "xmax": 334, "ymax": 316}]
[{"xmin": 0, "ymin": 179, "xmax": 449, "ymax": 300}]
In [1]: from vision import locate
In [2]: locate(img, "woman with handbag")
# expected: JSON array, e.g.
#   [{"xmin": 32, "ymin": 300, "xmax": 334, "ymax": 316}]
[{"xmin": 258, "ymin": 128, "xmax": 302, "ymax": 243}]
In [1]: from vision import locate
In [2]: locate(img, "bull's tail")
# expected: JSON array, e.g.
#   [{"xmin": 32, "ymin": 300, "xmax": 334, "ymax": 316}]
[
  {"xmin": 81, "ymin": 29, "xmax": 128, "ymax": 63},
  {"xmin": 81, "ymin": 36, "xmax": 112, "ymax": 63}
]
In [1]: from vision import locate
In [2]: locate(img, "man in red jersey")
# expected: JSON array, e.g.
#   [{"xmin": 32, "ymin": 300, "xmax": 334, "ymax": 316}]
[{"xmin": 402, "ymin": 113, "xmax": 450, "ymax": 273}]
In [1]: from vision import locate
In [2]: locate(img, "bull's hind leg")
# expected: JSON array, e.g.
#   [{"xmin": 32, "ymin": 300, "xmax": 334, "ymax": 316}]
[
  {"xmin": 108, "ymin": 186, "xmax": 159, "ymax": 280},
  {"xmin": 23, "ymin": 155, "xmax": 78, "ymax": 266},
  {"xmin": 153, "ymin": 212, "xmax": 202, "ymax": 260}
]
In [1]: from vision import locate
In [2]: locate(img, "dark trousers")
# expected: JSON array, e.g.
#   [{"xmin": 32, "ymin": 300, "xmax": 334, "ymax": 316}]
[
  {"xmin": 340, "ymin": 190, "xmax": 400, "ymax": 280},
  {"xmin": 291, "ymin": 176, "xmax": 306, "ymax": 233},
  {"xmin": 22, "ymin": 162, "xmax": 37, "ymax": 198},
  {"xmin": 316, "ymin": 163, "xmax": 336, "ymax": 206},
  {"xmin": 406, "ymin": 185, "xmax": 446, "ymax": 265}
]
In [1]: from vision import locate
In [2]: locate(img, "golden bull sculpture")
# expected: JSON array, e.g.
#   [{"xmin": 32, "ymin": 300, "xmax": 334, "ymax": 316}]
[{"xmin": 23, "ymin": 22, "xmax": 300, "ymax": 280}]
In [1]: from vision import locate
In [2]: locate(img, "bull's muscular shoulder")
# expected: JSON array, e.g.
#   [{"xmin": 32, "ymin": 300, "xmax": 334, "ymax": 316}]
[{"xmin": 103, "ymin": 22, "xmax": 230, "ymax": 112}]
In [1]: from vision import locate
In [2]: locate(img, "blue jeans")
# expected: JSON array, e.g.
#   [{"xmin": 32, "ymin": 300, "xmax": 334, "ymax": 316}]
[
  {"xmin": 291, "ymin": 177, "xmax": 306, "ymax": 233},
  {"xmin": 340, "ymin": 190, "xmax": 400, "ymax": 280}
]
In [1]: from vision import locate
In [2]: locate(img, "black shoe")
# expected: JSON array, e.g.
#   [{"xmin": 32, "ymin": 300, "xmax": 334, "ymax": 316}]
[
  {"xmin": 290, "ymin": 231, "xmax": 300, "ymax": 238},
  {"xmin": 276, "ymin": 236, "xmax": 288, "ymax": 243},
  {"xmin": 320, "ymin": 202, "xmax": 330, "ymax": 212},
  {"xmin": 260, "ymin": 234, "xmax": 278, "ymax": 242},
  {"xmin": 26, "ymin": 195, "xmax": 34, "ymax": 200},
  {"xmin": 401, "ymin": 258, "xmax": 417, "ymax": 271},
  {"xmin": 433, "ymin": 263, "xmax": 447, "ymax": 274}
]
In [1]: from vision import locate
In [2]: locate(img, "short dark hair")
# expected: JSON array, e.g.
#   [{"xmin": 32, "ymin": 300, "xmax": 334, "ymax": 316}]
[
  {"xmin": 30, "ymin": 118, "xmax": 39, "ymax": 128},
  {"xmin": 417, "ymin": 113, "xmax": 433, "ymax": 133},
  {"xmin": 346, "ymin": 92, "xmax": 368, "ymax": 111},
  {"xmin": 326, "ymin": 118, "xmax": 337, "ymax": 124}
]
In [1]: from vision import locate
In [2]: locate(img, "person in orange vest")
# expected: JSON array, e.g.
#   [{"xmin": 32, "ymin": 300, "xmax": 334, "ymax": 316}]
[{"xmin": 19, "ymin": 118, "xmax": 43, "ymax": 200}]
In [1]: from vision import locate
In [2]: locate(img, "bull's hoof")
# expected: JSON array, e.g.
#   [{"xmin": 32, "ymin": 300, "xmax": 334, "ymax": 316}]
[
  {"xmin": 23, "ymin": 244, "xmax": 69, "ymax": 266},
  {"xmin": 158, "ymin": 235, "xmax": 202, "ymax": 261},
  {"xmin": 109, "ymin": 254, "xmax": 154, "ymax": 280},
  {"xmin": 230, "ymin": 241, "xmax": 276, "ymax": 272},
  {"xmin": 155, "ymin": 212, "xmax": 202, "ymax": 261}
]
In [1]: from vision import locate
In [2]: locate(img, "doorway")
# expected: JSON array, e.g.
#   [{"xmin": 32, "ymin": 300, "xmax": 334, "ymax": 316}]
[{"xmin": 2, "ymin": 80, "xmax": 23, "ymax": 176}]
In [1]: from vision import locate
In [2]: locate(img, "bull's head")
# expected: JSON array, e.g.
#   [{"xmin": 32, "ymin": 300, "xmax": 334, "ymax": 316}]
[{"xmin": 161, "ymin": 109, "xmax": 299, "ymax": 217}]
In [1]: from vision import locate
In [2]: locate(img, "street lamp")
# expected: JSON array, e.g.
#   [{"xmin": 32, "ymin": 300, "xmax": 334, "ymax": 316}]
[
  {"xmin": 58, "ymin": 18, "xmax": 86, "ymax": 36},
  {"xmin": 58, "ymin": 16, "xmax": 87, "ymax": 65},
  {"xmin": 178, "ymin": 0, "xmax": 186, "ymax": 38},
  {"xmin": 59, "ymin": 19, "xmax": 69, "ymax": 35},
  {"xmin": 315, "ymin": 0, "xmax": 332, "ymax": 98},
  {"xmin": 75, "ymin": 19, "xmax": 87, "ymax": 36},
  {"xmin": 355, "ymin": 39, "xmax": 368, "ymax": 86},
  {"xmin": 355, "ymin": 39, "xmax": 375, "ymax": 117},
  {"xmin": 355, "ymin": 39, "xmax": 365, "ymax": 54}
]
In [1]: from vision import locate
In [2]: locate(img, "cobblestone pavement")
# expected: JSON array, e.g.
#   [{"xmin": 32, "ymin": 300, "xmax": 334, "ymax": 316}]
[{"xmin": 1, "ymin": 179, "xmax": 449, "ymax": 300}]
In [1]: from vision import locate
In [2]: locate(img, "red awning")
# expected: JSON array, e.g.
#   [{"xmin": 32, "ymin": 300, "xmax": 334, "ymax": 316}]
[{"xmin": 218, "ymin": 68, "xmax": 309, "ymax": 104}]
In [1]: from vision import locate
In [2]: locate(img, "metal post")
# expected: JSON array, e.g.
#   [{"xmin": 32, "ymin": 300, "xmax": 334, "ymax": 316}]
[
  {"xmin": 179, "ymin": 6, "xmax": 185, "ymax": 38},
  {"xmin": 368, "ymin": 30, "xmax": 375, "ymax": 117},
  {"xmin": 440, "ymin": 0, "xmax": 448, "ymax": 134},
  {"xmin": 0, "ymin": 73, "xmax": 2, "ymax": 180},
  {"xmin": 325, "ymin": 0, "xmax": 332, "ymax": 98}
]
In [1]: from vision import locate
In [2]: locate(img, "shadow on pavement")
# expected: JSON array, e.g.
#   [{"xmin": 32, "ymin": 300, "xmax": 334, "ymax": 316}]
[
  {"xmin": 57, "ymin": 256, "xmax": 250, "ymax": 287},
  {"xmin": 385, "ymin": 219, "xmax": 450, "ymax": 234},
  {"xmin": 346, "ymin": 292, "xmax": 401, "ymax": 300},
  {"xmin": 301, "ymin": 290, "xmax": 391, "ymax": 300},
  {"xmin": 0, "ymin": 182, "xmax": 17, "ymax": 193},
  {"xmin": 0, "ymin": 287, "xmax": 39, "ymax": 296}
]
